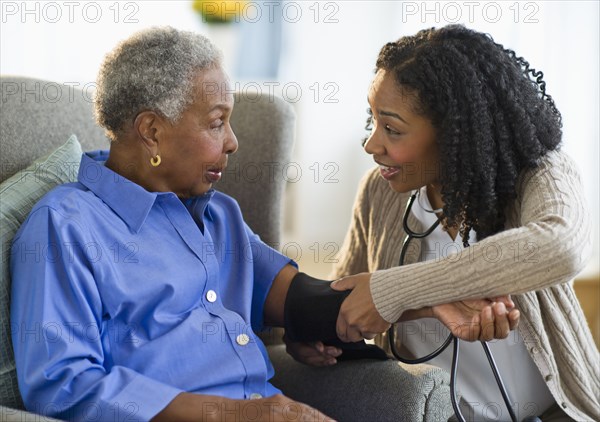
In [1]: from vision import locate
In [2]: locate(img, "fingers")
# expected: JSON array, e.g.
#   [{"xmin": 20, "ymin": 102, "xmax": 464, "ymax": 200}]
[
  {"xmin": 334, "ymin": 274, "xmax": 389, "ymax": 342},
  {"xmin": 317, "ymin": 344, "xmax": 342, "ymax": 366},
  {"xmin": 479, "ymin": 302, "xmax": 513, "ymax": 342},
  {"xmin": 508, "ymin": 309, "xmax": 520, "ymax": 330},
  {"xmin": 285, "ymin": 340, "xmax": 341, "ymax": 366},
  {"xmin": 336, "ymin": 307, "xmax": 369, "ymax": 343},
  {"xmin": 261, "ymin": 395, "xmax": 337, "ymax": 422},
  {"xmin": 479, "ymin": 306, "xmax": 496, "ymax": 342},
  {"xmin": 338, "ymin": 327, "xmax": 380, "ymax": 343},
  {"xmin": 335, "ymin": 303, "xmax": 351, "ymax": 342},
  {"xmin": 330, "ymin": 277, "xmax": 355, "ymax": 291},
  {"xmin": 362, "ymin": 332, "xmax": 378, "ymax": 340},
  {"xmin": 336, "ymin": 310, "xmax": 389, "ymax": 343},
  {"xmin": 490, "ymin": 295, "xmax": 515, "ymax": 309},
  {"xmin": 492, "ymin": 302, "xmax": 510, "ymax": 339},
  {"xmin": 304, "ymin": 355, "xmax": 337, "ymax": 367},
  {"xmin": 323, "ymin": 345, "xmax": 342, "ymax": 356},
  {"xmin": 335, "ymin": 313, "xmax": 347, "ymax": 342},
  {"xmin": 336, "ymin": 315, "xmax": 363, "ymax": 343}
]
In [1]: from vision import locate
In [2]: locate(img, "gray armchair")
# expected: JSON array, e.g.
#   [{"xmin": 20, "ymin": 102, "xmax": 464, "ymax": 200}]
[{"xmin": 0, "ymin": 76, "xmax": 453, "ymax": 421}]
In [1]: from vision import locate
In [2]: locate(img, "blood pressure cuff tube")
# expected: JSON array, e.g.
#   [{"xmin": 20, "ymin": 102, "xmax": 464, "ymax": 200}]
[{"xmin": 283, "ymin": 272, "xmax": 389, "ymax": 361}]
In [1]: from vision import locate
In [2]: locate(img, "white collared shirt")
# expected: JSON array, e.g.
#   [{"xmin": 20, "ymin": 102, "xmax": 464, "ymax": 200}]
[{"xmin": 399, "ymin": 186, "xmax": 555, "ymax": 421}]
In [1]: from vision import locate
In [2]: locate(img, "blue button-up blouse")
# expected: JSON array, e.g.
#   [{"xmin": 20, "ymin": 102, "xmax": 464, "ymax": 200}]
[{"xmin": 10, "ymin": 151, "xmax": 292, "ymax": 421}]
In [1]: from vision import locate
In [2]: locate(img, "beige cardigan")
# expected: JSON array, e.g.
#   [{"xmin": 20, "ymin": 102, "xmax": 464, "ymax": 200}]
[{"xmin": 331, "ymin": 150, "xmax": 599, "ymax": 421}]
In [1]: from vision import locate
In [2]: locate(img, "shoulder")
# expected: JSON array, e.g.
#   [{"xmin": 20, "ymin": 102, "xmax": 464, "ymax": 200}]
[
  {"xmin": 516, "ymin": 149, "xmax": 583, "ymax": 195},
  {"xmin": 534, "ymin": 149, "xmax": 580, "ymax": 176},
  {"xmin": 31, "ymin": 182, "xmax": 95, "ymax": 213},
  {"xmin": 522, "ymin": 148, "xmax": 580, "ymax": 178},
  {"xmin": 17, "ymin": 182, "xmax": 99, "ymax": 239}
]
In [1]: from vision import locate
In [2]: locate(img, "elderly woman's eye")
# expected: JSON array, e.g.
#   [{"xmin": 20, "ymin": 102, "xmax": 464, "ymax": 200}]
[{"xmin": 211, "ymin": 119, "xmax": 224, "ymax": 130}]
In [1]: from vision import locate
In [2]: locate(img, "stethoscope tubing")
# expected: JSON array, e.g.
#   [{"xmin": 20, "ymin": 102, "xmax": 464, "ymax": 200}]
[{"xmin": 390, "ymin": 191, "xmax": 517, "ymax": 422}]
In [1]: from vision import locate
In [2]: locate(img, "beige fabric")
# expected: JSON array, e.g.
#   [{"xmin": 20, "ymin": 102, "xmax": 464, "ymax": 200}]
[{"xmin": 331, "ymin": 149, "xmax": 599, "ymax": 421}]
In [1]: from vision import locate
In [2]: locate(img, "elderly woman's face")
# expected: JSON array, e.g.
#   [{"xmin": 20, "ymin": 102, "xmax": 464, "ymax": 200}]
[
  {"xmin": 363, "ymin": 69, "xmax": 440, "ymax": 194},
  {"xmin": 158, "ymin": 67, "xmax": 237, "ymax": 198}
]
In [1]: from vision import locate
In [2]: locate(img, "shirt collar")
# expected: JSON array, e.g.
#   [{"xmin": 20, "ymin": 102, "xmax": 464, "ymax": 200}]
[
  {"xmin": 411, "ymin": 187, "xmax": 440, "ymax": 228},
  {"xmin": 78, "ymin": 151, "xmax": 158, "ymax": 233},
  {"xmin": 412, "ymin": 186, "xmax": 478, "ymax": 244},
  {"xmin": 78, "ymin": 151, "xmax": 216, "ymax": 232},
  {"xmin": 182, "ymin": 190, "xmax": 215, "ymax": 223}
]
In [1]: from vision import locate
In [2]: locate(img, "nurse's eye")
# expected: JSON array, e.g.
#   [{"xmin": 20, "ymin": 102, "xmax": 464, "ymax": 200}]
[
  {"xmin": 365, "ymin": 108, "xmax": 374, "ymax": 131},
  {"xmin": 362, "ymin": 108, "xmax": 374, "ymax": 147},
  {"xmin": 384, "ymin": 124, "xmax": 402, "ymax": 135}
]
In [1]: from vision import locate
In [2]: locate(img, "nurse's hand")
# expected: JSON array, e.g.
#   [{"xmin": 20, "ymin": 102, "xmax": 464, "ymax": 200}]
[
  {"xmin": 433, "ymin": 297, "xmax": 520, "ymax": 342},
  {"xmin": 331, "ymin": 272, "xmax": 520, "ymax": 343},
  {"xmin": 330, "ymin": 272, "xmax": 390, "ymax": 343}
]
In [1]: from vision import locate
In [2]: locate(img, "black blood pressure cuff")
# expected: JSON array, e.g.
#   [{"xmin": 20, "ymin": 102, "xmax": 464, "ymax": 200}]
[{"xmin": 284, "ymin": 272, "xmax": 388, "ymax": 361}]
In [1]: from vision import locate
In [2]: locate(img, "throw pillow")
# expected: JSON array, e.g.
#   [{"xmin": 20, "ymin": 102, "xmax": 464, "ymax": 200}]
[{"xmin": 0, "ymin": 135, "xmax": 82, "ymax": 408}]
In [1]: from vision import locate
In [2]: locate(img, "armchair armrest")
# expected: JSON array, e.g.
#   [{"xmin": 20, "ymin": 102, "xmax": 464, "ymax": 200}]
[
  {"xmin": 268, "ymin": 344, "xmax": 453, "ymax": 421},
  {"xmin": 0, "ymin": 406, "xmax": 62, "ymax": 421}
]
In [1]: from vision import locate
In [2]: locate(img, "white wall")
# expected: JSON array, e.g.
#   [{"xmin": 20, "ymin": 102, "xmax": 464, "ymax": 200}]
[
  {"xmin": 277, "ymin": 1, "xmax": 600, "ymax": 276},
  {"xmin": 1, "ymin": 0, "xmax": 598, "ymax": 276}
]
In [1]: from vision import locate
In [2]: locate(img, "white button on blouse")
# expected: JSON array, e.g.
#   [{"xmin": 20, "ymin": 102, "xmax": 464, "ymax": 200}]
[
  {"xmin": 236, "ymin": 333, "xmax": 250, "ymax": 346},
  {"xmin": 206, "ymin": 290, "xmax": 217, "ymax": 303}
]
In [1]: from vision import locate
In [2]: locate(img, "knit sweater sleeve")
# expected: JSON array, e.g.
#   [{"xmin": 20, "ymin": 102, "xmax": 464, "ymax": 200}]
[{"xmin": 370, "ymin": 150, "xmax": 593, "ymax": 323}]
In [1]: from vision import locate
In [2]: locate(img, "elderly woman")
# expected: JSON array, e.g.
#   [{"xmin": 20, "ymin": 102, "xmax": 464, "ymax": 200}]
[
  {"xmin": 10, "ymin": 26, "xmax": 326, "ymax": 422},
  {"xmin": 11, "ymin": 26, "xmax": 518, "ymax": 422}
]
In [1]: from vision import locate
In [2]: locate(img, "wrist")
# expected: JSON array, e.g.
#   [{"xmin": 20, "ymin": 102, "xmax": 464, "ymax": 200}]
[
  {"xmin": 398, "ymin": 306, "xmax": 434, "ymax": 322},
  {"xmin": 431, "ymin": 304, "xmax": 445, "ymax": 321}
]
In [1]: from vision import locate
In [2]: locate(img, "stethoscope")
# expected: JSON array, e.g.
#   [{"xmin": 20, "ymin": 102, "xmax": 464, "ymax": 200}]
[{"xmin": 387, "ymin": 191, "xmax": 519, "ymax": 422}]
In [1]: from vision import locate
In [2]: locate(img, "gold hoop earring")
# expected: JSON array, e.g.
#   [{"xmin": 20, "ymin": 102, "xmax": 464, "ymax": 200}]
[{"xmin": 150, "ymin": 155, "xmax": 161, "ymax": 167}]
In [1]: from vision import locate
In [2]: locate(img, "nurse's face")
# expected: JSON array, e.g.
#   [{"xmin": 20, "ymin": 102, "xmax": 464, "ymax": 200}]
[{"xmin": 363, "ymin": 69, "xmax": 440, "ymax": 194}]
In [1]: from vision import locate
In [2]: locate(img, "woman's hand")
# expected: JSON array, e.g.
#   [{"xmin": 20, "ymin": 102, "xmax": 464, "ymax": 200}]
[
  {"xmin": 433, "ymin": 297, "xmax": 520, "ymax": 342},
  {"xmin": 330, "ymin": 273, "xmax": 390, "ymax": 342},
  {"xmin": 283, "ymin": 334, "xmax": 342, "ymax": 366},
  {"xmin": 234, "ymin": 394, "xmax": 334, "ymax": 422},
  {"xmin": 331, "ymin": 272, "xmax": 520, "ymax": 344},
  {"xmin": 153, "ymin": 392, "xmax": 335, "ymax": 422}
]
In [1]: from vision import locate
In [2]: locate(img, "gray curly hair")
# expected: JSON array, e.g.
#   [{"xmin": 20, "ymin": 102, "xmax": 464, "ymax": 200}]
[{"xmin": 95, "ymin": 26, "xmax": 223, "ymax": 140}]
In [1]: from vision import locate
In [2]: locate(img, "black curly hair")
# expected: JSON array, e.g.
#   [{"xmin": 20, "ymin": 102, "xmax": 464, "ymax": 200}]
[{"xmin": 366, "ymin": 25, "xmax": 562, "ymax": 245}]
